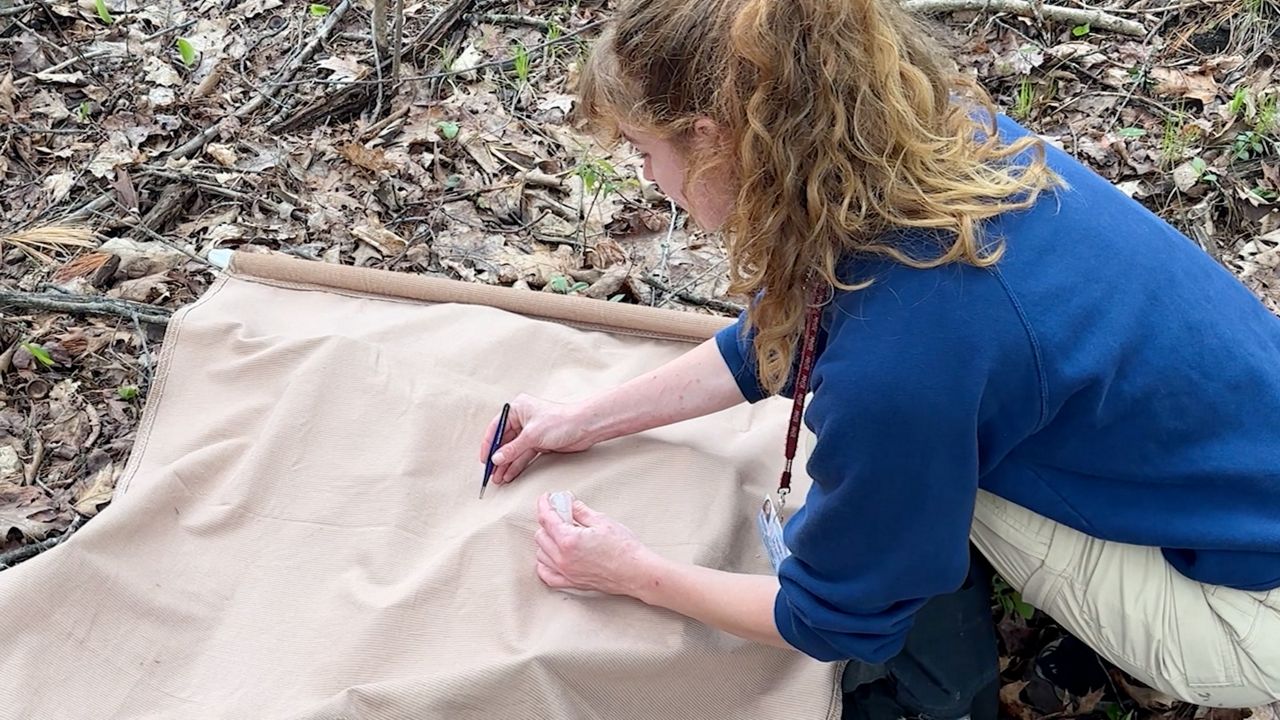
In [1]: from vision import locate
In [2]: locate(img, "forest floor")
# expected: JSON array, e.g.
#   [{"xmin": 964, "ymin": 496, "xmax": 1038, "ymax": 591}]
[{"xmin": 1, "ymin": 0, "xmax": 1277, "ymax": 717}]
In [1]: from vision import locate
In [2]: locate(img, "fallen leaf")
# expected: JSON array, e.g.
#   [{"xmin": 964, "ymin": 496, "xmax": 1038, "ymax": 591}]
[
  {"xmin": 29, "ymin": 90, "xmax": 70, "ymax": 120},
  {"xmin": 451, "ymin": 44, "xmax": 484, "ymax": 79},
  {"xmin": 42, "ymin": 171, "xmax": 76, "ymax": 205},
  {"xmin": 0, "ymin": 72, "xmax": 13, "ymax": 116},
  {"xmin": 147, "ymin": 86, "xmax": 176, "ymax": 108},
  {"xmin": 0, "ymin": 446, "xmax": 22, "ymax": 482},
  {"xmin": 317, "ymin": 55, "xmax": 369, "ymax": 83},
  {"xmin": 98, "ymin": 238, "xmax": 189, "ymax": 277},
  {"xmin": 352, "ymin": 224, "xmax": 408, "ymax": 257},
  {"xmin": 144, "ymin": 57, "xmax": 183, "ymax": 87},
  {"xmin": 87, "ymin": 133, "xmax": 140, "ymax": 179},
  {"xmin": 206, "ymin": 143, "xmax": 238, "ymax": 167},
  {"xmin": 52, "ymin": 252, "xmax": 118, "ymax": 288},
  {"xmin": 70, "ymin": 450, "xmax": 115, "ymax": 516},
  {"xmin": 1151, "ymin": 66, "xmax": 1219, "ymax": 104},
  {"xmin": 110, "ymin": 272, "xmax": 173, "ymax": 303},
  {"xmin": 0, "ymin": 481, "xmax": 60, "ymax": 541},
  {"xmin": 338, "ymin": 143, "xmax": 398, "ymax": 172},
  {"xmin": 998, "ymin": 681, "xmax": 1036, "ymax": 720}
]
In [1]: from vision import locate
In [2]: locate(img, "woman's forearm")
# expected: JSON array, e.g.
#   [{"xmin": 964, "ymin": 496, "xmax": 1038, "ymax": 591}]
[
  {"xmin": 576, "ymin": 338, "xmax": 747, "ymax": 444},
  {"xmin": 632, "ymin": 555, "xmax": 791, "ymax": 650}
]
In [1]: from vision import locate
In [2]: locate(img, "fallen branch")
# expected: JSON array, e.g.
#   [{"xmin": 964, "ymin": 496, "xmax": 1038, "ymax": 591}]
[
  {"xmin": 642, "ymin": 276, "xmax": 744, "ymax": 315},
  {"xmin": 272, "ymin": 0, "xmax": 473, "ymax": 133},
  {"xmin": 0, "ymin": 291, "xmax": 172, "ymax": 326},
  {"xmin": 902, "ymin": 0, "xmax": 1146, "ymax": 35},
  {"xmin": 0, "ymin": 515, "xmax": 85, "ymax": 571}
]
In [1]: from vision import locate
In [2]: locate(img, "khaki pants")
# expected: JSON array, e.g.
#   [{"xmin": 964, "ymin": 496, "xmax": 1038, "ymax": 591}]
[{"xmin": 970, "ymin": 490, "xmax": 1280, "ymax": 708}]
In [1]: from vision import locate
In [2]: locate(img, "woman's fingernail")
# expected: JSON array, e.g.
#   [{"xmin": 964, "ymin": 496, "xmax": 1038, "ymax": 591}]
[{"xmin": 492, "ymin": 452, "xmax": 504, "ymax": 464}]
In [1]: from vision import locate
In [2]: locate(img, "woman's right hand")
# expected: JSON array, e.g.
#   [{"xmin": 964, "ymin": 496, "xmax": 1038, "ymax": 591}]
[{"xmin": 479, "ymin": 394, "xmax": 599, "ymax": 486}]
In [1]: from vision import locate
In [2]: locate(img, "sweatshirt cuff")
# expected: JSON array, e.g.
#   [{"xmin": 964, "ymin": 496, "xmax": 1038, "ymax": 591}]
[{"xmin": 714, "ymin": 321, "xmax": 768, "ymax": 404}]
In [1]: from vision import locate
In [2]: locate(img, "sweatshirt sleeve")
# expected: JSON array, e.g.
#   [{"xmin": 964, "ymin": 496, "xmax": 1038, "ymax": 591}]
[
  {"xmin": 715, "ymin": 312, "xmax": 814, "ymax": 403},
  {"xmin": 771, "ymin": 268, "xmax": 1042, "ymax": 663}
]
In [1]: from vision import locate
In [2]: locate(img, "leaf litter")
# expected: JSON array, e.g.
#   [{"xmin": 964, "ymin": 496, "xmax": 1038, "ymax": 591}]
[{"xmin": 0, "ymin": 0, "xmax": 1278, "ymax": 716}]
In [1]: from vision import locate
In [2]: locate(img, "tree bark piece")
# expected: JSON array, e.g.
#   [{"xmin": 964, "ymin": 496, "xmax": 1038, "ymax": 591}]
[
  {"xmin": 902, "ymin": 0, "xmax": 1146, "ymax": 36},
  {"xmin": 0, "ymin": 291, "xmax": 172, "ymax": 326}
]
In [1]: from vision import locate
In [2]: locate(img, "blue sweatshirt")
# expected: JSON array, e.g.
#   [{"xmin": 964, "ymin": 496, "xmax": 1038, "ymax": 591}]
[{"xmin": 715, "ymin": 115, "xmax": 1280, "ymax": 664}]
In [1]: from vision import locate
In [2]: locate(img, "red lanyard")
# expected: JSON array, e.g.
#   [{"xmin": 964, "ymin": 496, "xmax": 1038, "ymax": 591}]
[{"xmin": 777, "ymin": 284, "xmax": 826, "ymax": 512}]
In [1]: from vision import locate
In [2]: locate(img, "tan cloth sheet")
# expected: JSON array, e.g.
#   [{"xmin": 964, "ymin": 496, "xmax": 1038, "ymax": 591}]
[{"xmin": 0, "ymin": 254, "xmax": 841, "ymax": 719}]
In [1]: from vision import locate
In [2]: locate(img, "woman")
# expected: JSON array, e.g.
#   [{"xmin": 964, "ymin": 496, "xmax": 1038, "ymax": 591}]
[{"xmin": 480, "ymin": 0, "xmax": 1280, "ymax": 713}]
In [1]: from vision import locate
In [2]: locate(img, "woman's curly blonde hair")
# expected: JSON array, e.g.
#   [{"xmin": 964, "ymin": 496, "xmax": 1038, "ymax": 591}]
[{"xmin": 577, "ymin": 0, "xmax": 1060, "ymax": 395}]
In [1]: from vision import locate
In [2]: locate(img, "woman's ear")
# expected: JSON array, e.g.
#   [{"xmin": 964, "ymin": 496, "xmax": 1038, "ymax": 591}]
[{"xmin": 692, "ymin": 117, "xmax": 723, "ymax": 143}]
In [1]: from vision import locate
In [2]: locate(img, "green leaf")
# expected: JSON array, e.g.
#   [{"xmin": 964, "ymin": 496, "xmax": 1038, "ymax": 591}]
[
  {"xmin": 436, "ymin": 120, "xmax": 459, "ymax": 140},
  {"xmin": 548, "ymin": 275, "xmax": 570, "ymax": 293},
  {"xmin": 608, "ymin": 294, "xmax": 625, "ymax": 302},
  {"xmin": 77, "ymin": 101, "xmax": 91, "ymax": 121},
  {"xmin": 569, "ymin": 281, "xmax": 590, "ymax": 293},
  {"xmin": 1071, "ymin": 23, "xmax": 1090, "ymax": 36},
  {"xmin": 1014, "ymin": 598, "xmax": 1035, "ymax": 620},
  {"xmin": 21, "ymin": 342, "xmax": 54, "ymax": 368},
  {"xmin": 176, "ymin": 37, "xmax": 197, "ymax": 67},
  {"xmin": 1190, "ymin": 157, "xmax": 1207, "ymax": 174},
  {"xmin": 117, "ymin": 385, "xmax": 139, "ymax": 401},
  {"xmin": 1117, "ymin": 127, "xmax": 1146, "ymax": 139},
  {"xmin": 94, "ymin": 0, "xmax": 114, "ymax": 25},
  {"xmin": 309, "ymin": 3, "xmax": 331, "ymax": 17},
  {"xmin": 444, "ymin": 174, "xmax": 462, "ymax": 188}
]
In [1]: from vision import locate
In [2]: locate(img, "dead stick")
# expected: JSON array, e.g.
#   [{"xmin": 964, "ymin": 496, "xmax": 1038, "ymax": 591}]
[
  {"xmin": 0, "ymin": 515, "xmax": 85, "ymax": 570},
  {"xmin": 24, "ymin": 432, "xmax": 44, "ymax": 486},
  {"xmin": 641, "ymin": 277, "xmax": 743, "ymax": 315},
  {"xmin": 902, "ymin": 0, "xmax": 1145, "ymax": 35},
  {"xmin": 166, "ymin": 0, "xmax": 352, "ymax": 160},
  {"xmin": 0, "ymin": 291, "xmax": 172, "ymax": 325}
]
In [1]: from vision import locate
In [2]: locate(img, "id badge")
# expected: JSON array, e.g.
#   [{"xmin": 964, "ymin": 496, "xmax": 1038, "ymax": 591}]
[{"xmin": 756, "ymin": 495, "xmax": 792, "ymax": 574}]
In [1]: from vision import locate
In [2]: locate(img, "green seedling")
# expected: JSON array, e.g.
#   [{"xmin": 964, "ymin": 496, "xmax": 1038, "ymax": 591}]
[
  {"xmin": 21, "ymin": 342, "xmax": 54, "ymax": 368},
  {"xmin": 94, "ymin": 0, "xmax": 114, "ymax": 24},
  {"xmin": 1117, "ymin": 127, "xmax": 1146, "ymax": 139},
  {"xmin": 1233, "ymin": 130, "xmax": 1269, "ymax": 160},
  {"xmin": 1189, "ymin": 156, "xmax": 1218, "ymax": 184},
  {"xmin": 1072, "ymin": 23, "xmax": 1091, "ymax": 36},
  {"xmin": 1229, "ymin": 87, "xmax": 1249, "ymax": 119},
  {"xmin": 1256, "ymin": 94, "xmax": 1278, "ymax": 135},
  {"xmin": 77, "ymin": 101, "xmax": 91, "ymax": 121},
  {"xmin": 1012, "ymin": 78, "xmax": 1035, "ymax": 121},
  {"xmin": 309, "ymin": 3, "xmax": 331, "ymax": 17},
  {"xmin": 118, "ymin": 385, "xmax": 139, "ymax": 401},
  {"xmin": 548, "ymin": 275, "xmax": 571, "ymax": 293},
  {"xmin": 177, "ymin": 38, "xmax": 197, "ymax": 67},
  {"xmin": 435, "ymin": 120, "xmax": 459, "ymax": 140},
  {"xmin": 512, "ymin": 42, "xmax": 531, "ymax": 85},
  {"xmin": 992, "ymin": 575, "xmax": 1035, "ymax": 620}
]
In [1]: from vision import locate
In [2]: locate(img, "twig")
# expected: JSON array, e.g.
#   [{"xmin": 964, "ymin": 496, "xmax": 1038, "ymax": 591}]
[
  {"xmin": 24, "ymin": 431, "xmax": 44, "ymax": 486},
  {"xmin": 167, "ymin": 0, "xmax": 352, "ymax": 160},
  {"xmin": 37, "ymin": 19, "xmax": 198, "ymax": 76},
  {"xmin": 0, "ymin": 343, "xmax": 15, "ymax": 375},
  {"xmin": 641, "ymin": 277, "xmax": 743, "ymax": 315},
  {"xmin": 0, "ymin": 4, "xmax": 34, "ymax": 17},
  {"xmin": 902, "ymin": 0, "xmax": 1146, "ymax": 35},
  {"xmin": 0, "ymin": 515, "xmax": 86, "ymax": 571},
  {"xmin": 468, "ymin": 12, "xmax": 553, "ymax": 29},
  {"xmin": 0, "ymin": 291, "xmax": 172, "ymax": 325}
]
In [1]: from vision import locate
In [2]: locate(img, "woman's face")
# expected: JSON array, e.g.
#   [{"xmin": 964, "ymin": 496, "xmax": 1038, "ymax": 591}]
[{"xmin": 620, "ymin": 121, "xmax": 735, "ymax": 231}]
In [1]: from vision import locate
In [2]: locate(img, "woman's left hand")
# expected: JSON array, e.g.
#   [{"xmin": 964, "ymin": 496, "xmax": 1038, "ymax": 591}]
[{"xmin": 533, "ymin": 493, "xmax": 662, "ymax": 597}]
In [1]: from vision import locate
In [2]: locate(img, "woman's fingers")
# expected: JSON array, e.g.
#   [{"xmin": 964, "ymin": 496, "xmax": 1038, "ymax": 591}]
[
  {"xmin": 498, "ymin": 448, "xmax": 541, "ymax": 484},
  {"xmin": 478, "ymin": 414, "xmax": 500, "ymax": 463},
  {"xmin": 536, "ymin": 561, "xmax": 570, "ymax": 588},
  {"xmin": 534, "ymin": 527, "xmax": 563, "ymax": 565}
]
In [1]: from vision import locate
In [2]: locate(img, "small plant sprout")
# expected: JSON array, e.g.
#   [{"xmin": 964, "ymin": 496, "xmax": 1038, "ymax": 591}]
[
  {"xmin": 94, "ymin": 0, "xmax": 114, "ymax": 24},
  {"xmin": 1117, "ymin": 127, "xmax": 1147, "ymax": 139},
  {"xmin": 1072, "ymin": 22, "xmax": 1091, "ymax": 36},
  {"xmin": 309, "ymin": 3, "xmax": 331, "ymax": 17},
  {"xmin": 512, "ymin": 42, "xmax": 531, "ymax": 86},
  {"xmin": 21, "ymin": 343, "xmax": 55, "ymax": 368},
  {"xmin": 1256, "ymin": 94, "xmax": 1278, "ymax": 136},
  {"xmin": 1229, "ymin": 87, "xmax": 1249, "ymax": 119},
  {"xmin": 1233, "ymin": 130, "xmax": 1269, "ymax": 161},
  {"xmin": 118, "ymin": 386, "xmax": 140, "ymax": 401},
  {"xmin": 77, "ymin": 101, "xmax": 91, "ymax": 121},
  {"xmin": 1190, "ymin": 157, "xmax": 1217, "ymax": 184},
  {"xmin": 1012, "ymin": 78, "xmax": 1035, "ymax": 121},
  {"xmin": 435, "ymin": 120, "xmax": 459, "ymax": 140},
  {"xmin": 177, "ymin": 38, "xmax": 198, "ymax": 67}
]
